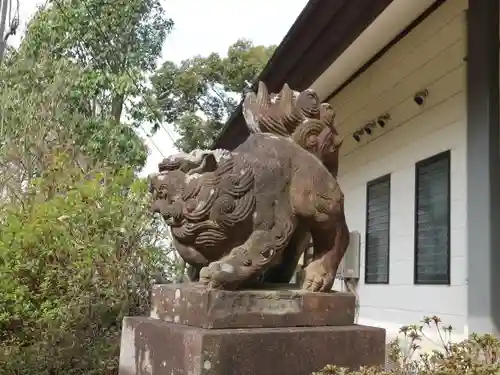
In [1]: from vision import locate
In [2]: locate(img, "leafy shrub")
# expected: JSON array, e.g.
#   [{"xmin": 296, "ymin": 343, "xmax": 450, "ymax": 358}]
[
  {"xmin": 313, "ymin": 316, "xmax": 500, "ymax": 375},
  {"xmin": 0, "ymin": 152, "xmax": 181, "ymax": 375}
]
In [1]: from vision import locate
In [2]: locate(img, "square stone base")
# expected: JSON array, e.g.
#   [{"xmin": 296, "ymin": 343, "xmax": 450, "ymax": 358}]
[
  {"xmin": 150, "ymin": 283, "xmax": 356, "ymax": 328},
  {"xmin": 119, "ymin": 317, "xmax": 386, "ymax": 375}
]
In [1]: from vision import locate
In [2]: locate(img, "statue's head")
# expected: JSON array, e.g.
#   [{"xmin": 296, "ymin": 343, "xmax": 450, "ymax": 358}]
[
  {"xmin": 148, "ymin": 150, "xmax": 231, "ymax": 225},
  {"xmin": 149, "ymin": 170, "xmax": 185, "ymax": 203},
  {"xmin": 242, "ymin": 82, "xmax": 343, "ymax": 176},
  {"xmin": 148, "ymin": 169, "xmax": 187, "ymax": 225}
]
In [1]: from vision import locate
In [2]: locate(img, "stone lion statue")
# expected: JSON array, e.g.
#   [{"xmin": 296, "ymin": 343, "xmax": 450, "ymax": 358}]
[{"xmin": 149, "ymin": 82, "xmax": 349, "ymax": 292}]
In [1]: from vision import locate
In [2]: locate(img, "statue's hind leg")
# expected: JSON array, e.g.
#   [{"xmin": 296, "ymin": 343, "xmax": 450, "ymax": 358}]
[
  {"xmin": 302, "ymin": 198, "xmax": 349, "ymax": 292},
  {"xmin": 263, "ymin": 223, "xmax": 311, "ymax": 284}
]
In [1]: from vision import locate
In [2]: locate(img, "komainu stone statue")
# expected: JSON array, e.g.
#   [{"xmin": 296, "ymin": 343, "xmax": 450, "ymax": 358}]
[{"xmin": 149, "ymin": 82, "xmax": 349, "ymax": 292}]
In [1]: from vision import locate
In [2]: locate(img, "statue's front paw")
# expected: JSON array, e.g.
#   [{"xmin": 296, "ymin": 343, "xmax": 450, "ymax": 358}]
[
  {"xmin": 199, "ymin": 261, "xmax": 238, "ymax": 289},
  {"xmin": 302, "ymin": 260, "xmax": 334, "ymax": 292},
  {"xmin": 199, "ymin": 263, "xmax": 219, "ymax": 288}
]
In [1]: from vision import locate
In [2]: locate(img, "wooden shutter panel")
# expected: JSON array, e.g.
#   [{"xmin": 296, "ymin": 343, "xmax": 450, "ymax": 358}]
[
  {"xmin": 365, "ymin": 175, "xmax": 391, "ymax": 284},
  {"xmin": 415, "ymin": 151, "xmax": 450, "ymax": 285}
]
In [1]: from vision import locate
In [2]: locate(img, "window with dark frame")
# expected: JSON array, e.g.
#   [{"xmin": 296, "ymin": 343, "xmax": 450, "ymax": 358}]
[
  {"xmin": 365, "ymin": 175, "xmax": 391, "ymax": 284},
  {"xmin": 414, "ymin": 151, "xmax": 451, "ymax": 285}
]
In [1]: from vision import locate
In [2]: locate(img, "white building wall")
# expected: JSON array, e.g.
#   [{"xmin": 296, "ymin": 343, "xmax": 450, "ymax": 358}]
[{"xmin": 329, "ymin": 0, "xmax": 468, "ymax": 340}]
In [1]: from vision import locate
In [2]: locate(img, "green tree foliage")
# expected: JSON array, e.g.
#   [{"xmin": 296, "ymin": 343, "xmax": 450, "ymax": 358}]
[
  {"xmin": 0, "ymin": 54, "xmax": 147, "ymax": 171},
  {"xmin": 0, "ymin": 53, "xmax": 182, "ymax": 374},
  {"xmin": 0, "ymin": 156, "xmax": 180, "ymax": 375},
  {"xmin": 13, "ymin": 0, "xmax": 173, "ymax": 169},
  {"xmin": 148, "ymin": 39, "xmax": 276, "ymax": 152},
  {"xmin": 0, "ymin": 2, "xmax": 181, "ymax": 373}
]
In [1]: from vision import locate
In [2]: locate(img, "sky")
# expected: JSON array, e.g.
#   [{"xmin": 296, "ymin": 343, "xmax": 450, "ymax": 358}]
[{"xmin": 14, "ymin": 0, "xmax": 308, "ymax": 176}]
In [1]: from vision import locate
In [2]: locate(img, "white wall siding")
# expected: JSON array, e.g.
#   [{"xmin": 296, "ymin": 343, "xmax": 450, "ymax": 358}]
[{"xmin": 330, "ymin": 0, "xmax": 468, "ymax": 340}]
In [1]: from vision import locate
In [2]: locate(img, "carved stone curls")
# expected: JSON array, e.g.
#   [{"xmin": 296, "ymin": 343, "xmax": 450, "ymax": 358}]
[{"xmin": 149, "ymin": 82, "xmax": 349, "ymax": 291}]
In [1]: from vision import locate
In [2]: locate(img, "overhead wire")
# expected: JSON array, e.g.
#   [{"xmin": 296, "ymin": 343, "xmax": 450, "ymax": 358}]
[{"xmin": 51, "ymin": 0, "xmax": 180, "ymax": 158}]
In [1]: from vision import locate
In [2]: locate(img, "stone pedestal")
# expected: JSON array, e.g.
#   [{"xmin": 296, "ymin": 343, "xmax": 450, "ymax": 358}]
[{"xmin": 118, "ymin": 284, "xmax": 386, "ymax": 375}]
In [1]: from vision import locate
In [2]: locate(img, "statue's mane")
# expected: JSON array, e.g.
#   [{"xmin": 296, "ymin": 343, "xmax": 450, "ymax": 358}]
[{"xmin": 242, "ymin": 82, "xmax": 339, "ymax": 150}]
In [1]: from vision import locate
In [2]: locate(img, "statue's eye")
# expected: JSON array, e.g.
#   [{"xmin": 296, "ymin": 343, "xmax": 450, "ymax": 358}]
[
  {"xmin": 243, "ymin": 259, "xmax": 252, "ymax": 266},
  {"xmin": 261, "ymin": 248, "xmax": 275, "ymax": 259}
]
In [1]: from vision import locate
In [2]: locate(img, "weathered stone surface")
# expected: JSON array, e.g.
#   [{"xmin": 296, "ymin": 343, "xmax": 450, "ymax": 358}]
[
  {"xmin": 150, "ymin": 283, "xmax": 355, "ymax": 329},
  {"xmin": 119, "ymin": 317, "xmax": 386, "ymax": 375},
  {"xmin": 149, "ymin": 82, "xmax": 349, "ymax": 292}
]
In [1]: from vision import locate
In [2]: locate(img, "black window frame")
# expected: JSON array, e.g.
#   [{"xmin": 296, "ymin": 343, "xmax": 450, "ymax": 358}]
[
  {"xmin": 365, "ymin": 174, "xmax": 391, "ymax": 285},
  {"xmin": 414, "ymin": 150, "xmax": 451, "ymax": 285}
]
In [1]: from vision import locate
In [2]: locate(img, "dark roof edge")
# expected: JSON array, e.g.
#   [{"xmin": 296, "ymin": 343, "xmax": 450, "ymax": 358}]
[
  {"xmin": 212, "ymin": 0, "xmax": 395, "ymax": 150},
  {"xmin": 324, "ymin": 0, "xmax": 446, "ymax": 103}
]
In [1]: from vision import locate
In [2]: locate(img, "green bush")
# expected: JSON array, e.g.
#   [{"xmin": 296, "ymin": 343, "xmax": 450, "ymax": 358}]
[
  {"xmin": 0, "ymin": 152, "xmax": 180, "ymax": 375},
  {"xmin": 313, "ymin": 316, "xmax": 500, "ymax": 375}
]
